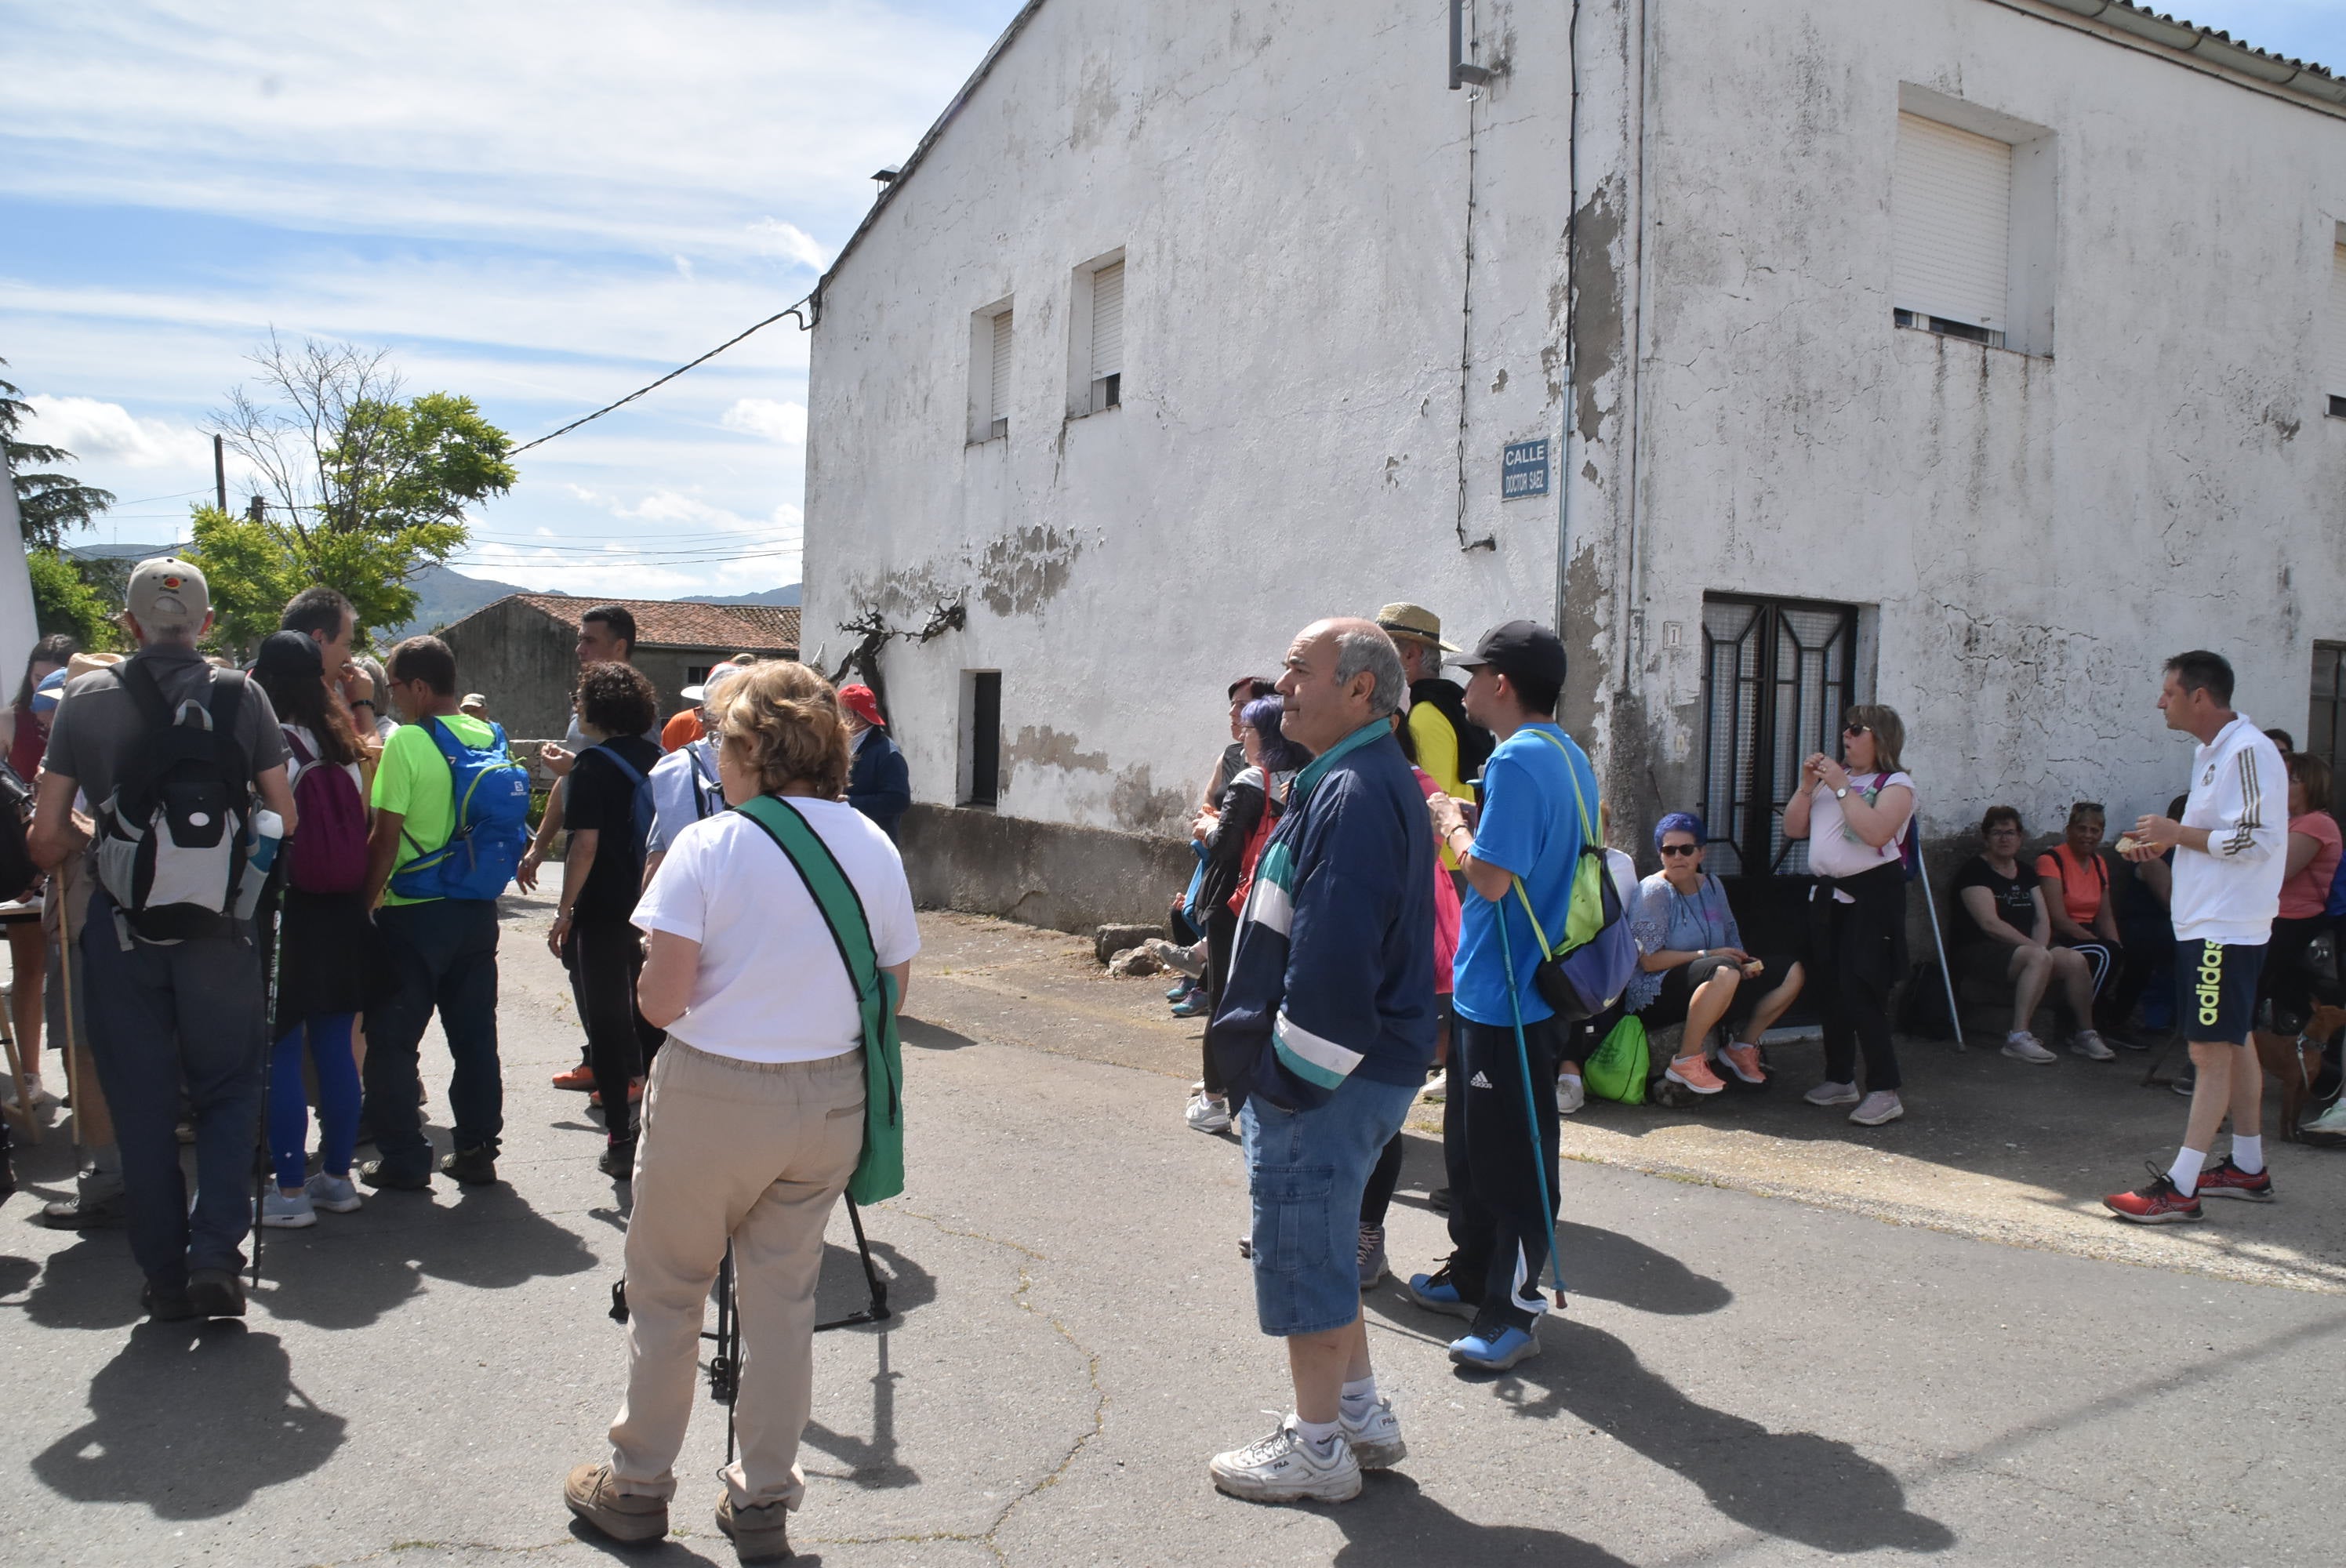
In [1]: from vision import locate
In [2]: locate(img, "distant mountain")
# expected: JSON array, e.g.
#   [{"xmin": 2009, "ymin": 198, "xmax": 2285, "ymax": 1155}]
[
  {"xmin": 683, "ymin": 584, "xmax": 800, "ymax": 608},
  {"xmin": 60, "ymin": 545, "xmax": 794, "ymax": 641},
  {"xmin": 383, "ymin": 561, "xmax": 535, "ymax": 643}
]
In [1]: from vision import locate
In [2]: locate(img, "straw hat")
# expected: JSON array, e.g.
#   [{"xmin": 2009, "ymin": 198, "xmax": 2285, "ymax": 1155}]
[{"xmin": 1374, "ymin": 603, "xmax": 1458, "ymax": 652}]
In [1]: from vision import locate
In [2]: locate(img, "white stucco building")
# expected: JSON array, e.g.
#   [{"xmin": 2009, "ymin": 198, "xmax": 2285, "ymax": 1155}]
[{"xmin": 803, "ymin": 0, "xmax": 2346, "ymax": 931}]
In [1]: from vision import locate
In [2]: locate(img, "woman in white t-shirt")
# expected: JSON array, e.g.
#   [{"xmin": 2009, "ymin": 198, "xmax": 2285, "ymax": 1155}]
[
  {"xmin": 1782, "ymin": 705, "xmax": 1916, "ymax": 1127},
  {"xmin": 566, "ymin": 659, "xmax": 917, "ymax": 1561}
]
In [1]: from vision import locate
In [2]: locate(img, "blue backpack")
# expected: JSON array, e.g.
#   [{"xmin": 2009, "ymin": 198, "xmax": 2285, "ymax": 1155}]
[{"xmin": 388, "ymin": 717, "xmax": 532, "ymax": 902}]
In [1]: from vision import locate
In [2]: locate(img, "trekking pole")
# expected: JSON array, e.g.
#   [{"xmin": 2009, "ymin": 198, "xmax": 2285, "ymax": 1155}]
[
  {"xmin": 1914, "ymin": 836, "xmax": 1967, "ymax": 1051},
  {"xmin": 816, "ymin": 1198, "xmax": 892, "ymax": 1332},
  {"xmin": 1494, "ymin": 916, "xmax": 1566, "ymax": 1308},
  {"xmin": 710, "ymin": 1242, "xmax": 742, "ymax": 1465}
]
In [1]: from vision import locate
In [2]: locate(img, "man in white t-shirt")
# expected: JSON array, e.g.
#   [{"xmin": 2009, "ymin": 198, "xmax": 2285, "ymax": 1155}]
[{"xmin": 2107, "ymin": 651, "xmax": 2286, "ymax": 1224}]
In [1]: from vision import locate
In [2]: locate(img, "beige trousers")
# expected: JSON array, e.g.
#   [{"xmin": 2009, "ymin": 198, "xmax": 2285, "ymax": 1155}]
[{"xmin": 608, "ymin": 1040, "xmax": 864, "ymax": 1509}]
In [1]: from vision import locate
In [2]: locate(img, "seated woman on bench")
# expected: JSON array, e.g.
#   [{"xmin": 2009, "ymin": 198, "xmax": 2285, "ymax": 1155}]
[
  {"xmin": 1952, "ymin": 805, "xmax": 2110, "ymax": 1063},
  {"xmin": 1626, "ymin": 812, "xmax": 1806, "ymax": 1094}
]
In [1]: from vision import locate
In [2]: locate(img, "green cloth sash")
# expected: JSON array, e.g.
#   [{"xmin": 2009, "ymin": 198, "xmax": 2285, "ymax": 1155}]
[{"xmin": 736, "ymin": 794, "xmax": 905, "ymax": 1204}]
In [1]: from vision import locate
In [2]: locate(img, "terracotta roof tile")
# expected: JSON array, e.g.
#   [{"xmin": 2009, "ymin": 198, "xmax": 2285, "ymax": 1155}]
[{"xmin": 500, "ymin": 594, "xmax": 799, "ymax": 652}]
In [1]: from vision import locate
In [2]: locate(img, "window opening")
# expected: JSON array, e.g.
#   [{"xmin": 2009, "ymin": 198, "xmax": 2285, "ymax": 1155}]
[
  {"xmin": 963, "ymin": 671, "xmax": 1002, "ymax": 808},
  {"xmin": 1089, "ymin": 260, "xmax": 1124, "ymax": 413},
  {"xmin": 989, "ymin": 308, "xmax": 1013, "ymax": 439}
]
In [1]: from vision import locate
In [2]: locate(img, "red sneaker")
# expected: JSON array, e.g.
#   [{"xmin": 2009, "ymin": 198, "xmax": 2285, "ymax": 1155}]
[
  {"xmin": 588, "ymin": 1078, "xmax": 646, "ymax": 1109},
  {"xmin": 2191, "ymin": 1157, "xmax": 2275, "ymax": 1203},
  {"xmin": 2103, "ymin": 1163, "xmax": 2204, "ymax": 1225},
  {"xmin": 552, "ymin": 1062, "xmax": 596, "ymax": 1091}
]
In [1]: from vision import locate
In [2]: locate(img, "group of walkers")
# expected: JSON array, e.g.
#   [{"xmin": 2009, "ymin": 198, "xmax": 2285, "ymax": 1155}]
[
  {"xmin": 1132, "ymin": 607, "xmax": 2331, "ymax": 1504},
  {"xmin": 2, "ymin": 557, "xmax": 2333, "ymax": 1543},
  {"xmin": 0, "ymin": 557, "xmax": 922, "ymax": 1564}
]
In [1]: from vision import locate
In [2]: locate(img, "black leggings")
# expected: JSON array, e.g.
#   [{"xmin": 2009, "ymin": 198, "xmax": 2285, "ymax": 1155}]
[
  {"xmin": 565, "ymin": 919, "xmax": 663, "ymax": 1146},
  {"xmin": 1807, "ymin": 867, "xmax": 1905, "ymax": 1092},
  {"xmin": 2260, "ymin": 914, "xmax": 2327, "ymax": 1032},
  {"xmin": 1199, "ymin": 907, "xmax": 1240, "ymax": 1095}
]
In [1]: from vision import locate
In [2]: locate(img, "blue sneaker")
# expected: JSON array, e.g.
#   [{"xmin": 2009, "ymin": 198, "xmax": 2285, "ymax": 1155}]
[
  {"xmin": 1167, "ymin": 980, "xmax": 1191, "ymax": 1001},
  {"xmin": 1448, "ymin": 1324, "xmax": 1540, "ymax": 1371},
  {"xmin": 1170, "ymin": 991, "xmax": 1209, "ymax": 1018},
  {"xmin": 1405, "ymin": 1265, "xmax": 1479, "ymax": 1320}
]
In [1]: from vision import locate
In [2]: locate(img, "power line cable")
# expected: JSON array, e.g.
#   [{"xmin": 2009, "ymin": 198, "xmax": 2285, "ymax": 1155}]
[{"xmin": 509, "ymin": 296, "xmax": 816, "ymax": 456}]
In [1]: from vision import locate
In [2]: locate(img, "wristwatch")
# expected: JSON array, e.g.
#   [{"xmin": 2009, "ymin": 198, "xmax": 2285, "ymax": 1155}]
[{"xmin": 1833, "ymin": 785, "xmax": 1850, "ymax": 800}]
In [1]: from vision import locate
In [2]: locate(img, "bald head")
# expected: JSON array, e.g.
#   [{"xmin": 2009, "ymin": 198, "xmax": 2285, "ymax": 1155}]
[{"xmin": 1276, "ymin": 618, "xmax": 1405, "ymax": 757}]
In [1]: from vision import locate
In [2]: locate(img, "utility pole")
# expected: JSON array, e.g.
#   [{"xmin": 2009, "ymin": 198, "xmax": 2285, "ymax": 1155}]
[{"xmin": 213, "ymin": 434, "xmax": 227, "ymax": 513}]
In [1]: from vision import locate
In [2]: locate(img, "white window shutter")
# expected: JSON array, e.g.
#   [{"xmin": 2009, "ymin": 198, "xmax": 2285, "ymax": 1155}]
[
  {"xmin": 1893, "ymin": 113, "xmax": 2011, "ymax": 332},
  {"xmin": 990, "ymin": 309, "xmax": 1013, "ymax": 431},
  {"xmin": 1090, "ymin": 260, "xmax": 1124, "ymax": 380},
  {"xmin": 2327, "ymin": 243, "xmax": 2346, "ymax": 398}
]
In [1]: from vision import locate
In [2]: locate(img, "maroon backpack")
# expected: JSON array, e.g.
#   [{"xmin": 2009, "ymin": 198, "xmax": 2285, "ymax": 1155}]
[{"xmin": 282, "ymin": 727, "xmax": 369, "ymax": 895}]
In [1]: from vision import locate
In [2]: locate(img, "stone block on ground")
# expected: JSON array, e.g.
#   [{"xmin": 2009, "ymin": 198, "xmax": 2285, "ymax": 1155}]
[
  {"xmin": 1094, "ymin": 923, "xmax": 1159, "ymax": 964},
  {"xmin": 1106, "ymin": 946, "xmax": 1164, "ymax": 977}
]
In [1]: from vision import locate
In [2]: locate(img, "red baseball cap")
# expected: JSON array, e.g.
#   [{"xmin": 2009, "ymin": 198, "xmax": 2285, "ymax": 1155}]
[{"xmin": 838, "ymin": 684, "xmax": 886, "ymax": 728}]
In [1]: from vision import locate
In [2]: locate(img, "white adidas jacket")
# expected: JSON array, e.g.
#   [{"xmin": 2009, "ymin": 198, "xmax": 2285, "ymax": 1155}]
[{"xmin": 2170, "ymin": 714, "xmax": 2287, "ymax": 946}]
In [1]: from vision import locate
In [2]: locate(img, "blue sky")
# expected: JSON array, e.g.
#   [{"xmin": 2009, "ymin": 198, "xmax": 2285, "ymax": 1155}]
[{"xmin": 4, "ymin": 0, "xmax": 2343, "ymax": 599}]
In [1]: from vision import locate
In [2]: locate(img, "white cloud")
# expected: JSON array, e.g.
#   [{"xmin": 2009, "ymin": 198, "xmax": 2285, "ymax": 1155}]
[
  {"xmin": 747, "ymin": 220, "xmax": 830, "ymax": 271},
  {"xmin": 23, "ymin": 395, "xmax": 211, "ymax": 471},
  {"xmin": 720, "ymin": 398, "xmax": 808, "ymax": 446}
]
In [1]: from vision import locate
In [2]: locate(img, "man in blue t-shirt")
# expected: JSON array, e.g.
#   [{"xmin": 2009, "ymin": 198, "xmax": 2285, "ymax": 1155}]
[{"xmin": 1405, "ymin": 621, "xmax": 1596, "ymax": 1371}]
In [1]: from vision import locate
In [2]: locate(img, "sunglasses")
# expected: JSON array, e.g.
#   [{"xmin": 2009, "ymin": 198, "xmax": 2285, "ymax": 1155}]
[
  {"xmin": 1986, "ymin": 824, "xmax": 2021, "ymax": 836},
  {"xmin": 1843, "ymin": 723, "xmax": 1872, "ymax": 738},
  {"xmin": 1660, "ymin": 843, "xmax": 1701, "ymax": 857}
]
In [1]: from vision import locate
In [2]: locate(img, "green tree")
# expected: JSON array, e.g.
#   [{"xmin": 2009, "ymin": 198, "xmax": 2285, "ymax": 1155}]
[
  {"xmin": 1, "ymin": 357, "xmax": 116, "ymax": 548},
  {"xmin": 200, "ymin": 333, "xmax": 515, "ymax": 648},
  {"xmin": 25, "ymin": 546, "xmax": 122, "ymax": 648}
]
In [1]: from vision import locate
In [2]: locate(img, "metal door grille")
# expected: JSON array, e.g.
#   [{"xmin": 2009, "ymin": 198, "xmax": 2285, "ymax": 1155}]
[
  {"xmin": 2312, "ymin": 642, "xmax": 2346, "ymax": 785},
  {"xmin": 1699, "ymin": 595, "xmax": 1861, "ymax": 877}
]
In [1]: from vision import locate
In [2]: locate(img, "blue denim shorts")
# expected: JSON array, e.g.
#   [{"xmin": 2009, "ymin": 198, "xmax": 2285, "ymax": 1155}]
[{"xmin": 1240, "ymin": 1075, "xmax": 1421, "ymax": 1337}]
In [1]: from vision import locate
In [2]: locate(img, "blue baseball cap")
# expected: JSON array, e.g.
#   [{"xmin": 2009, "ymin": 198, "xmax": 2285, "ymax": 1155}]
[{"xmin": 30, "ymin": 669, "xmax": 66, "ymax": 714}]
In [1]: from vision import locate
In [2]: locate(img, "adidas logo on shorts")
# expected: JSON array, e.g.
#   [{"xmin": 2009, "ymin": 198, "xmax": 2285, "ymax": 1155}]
[{"xmin": 1469, "ymin": 1072, "xmax": 1494, "ymax": 1089}]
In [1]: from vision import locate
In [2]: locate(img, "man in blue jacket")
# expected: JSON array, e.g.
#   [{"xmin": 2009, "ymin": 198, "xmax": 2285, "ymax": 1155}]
[
  {"xmin": 1206, "ymin": 618, "xmax": 1435, "ymax": 1505},
  {"xmin": 841, "ymin": 684, "xmax": 910, "ymax": 841}
]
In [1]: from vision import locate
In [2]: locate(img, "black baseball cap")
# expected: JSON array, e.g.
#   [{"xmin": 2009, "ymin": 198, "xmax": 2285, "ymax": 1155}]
[{"xmin": 1451, "ymin": 619, "xmax": 1567, "ymax": 689}]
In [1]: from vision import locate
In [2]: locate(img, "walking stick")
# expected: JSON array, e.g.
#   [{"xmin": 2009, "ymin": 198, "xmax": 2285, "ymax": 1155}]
[
  {"xmin": 1495, "ymin": 916, "xmax": 1566, "ymax": 1308},
  {"xmin": 0, "ymin": 911, "xmax": 34, "ymax": 1142},
  {"xmin": 1914, "ymin": 836, "xmax": 1967, "ymax": 1051}
]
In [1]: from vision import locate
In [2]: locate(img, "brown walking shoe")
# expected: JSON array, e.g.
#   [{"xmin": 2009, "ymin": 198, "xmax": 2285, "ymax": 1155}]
[
  {"xmin": 716, "ymin": 1494, "xmax": 793, "ymax": 1562},
  {"xmin": 563, "ymin": 1462, "xmax": 669, "ymax": 1544}
]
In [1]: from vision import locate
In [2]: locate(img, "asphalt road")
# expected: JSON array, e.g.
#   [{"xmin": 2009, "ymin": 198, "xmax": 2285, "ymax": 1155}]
[{"xmin": 2, "ymin": 891, "xmax": 2341, "ymax": 1566}]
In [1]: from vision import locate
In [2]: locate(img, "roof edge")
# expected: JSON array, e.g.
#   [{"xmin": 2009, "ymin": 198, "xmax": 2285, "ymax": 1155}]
[
  {"xmin": 1991, "ymin": 0, "xmax": 2346, "ymax": 118},
  {"xmin": 816, "ymin": 0, "xmax": 1054, "ymax": 301}
]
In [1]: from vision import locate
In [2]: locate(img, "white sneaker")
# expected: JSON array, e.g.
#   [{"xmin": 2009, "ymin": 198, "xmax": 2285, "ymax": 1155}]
[
  {"xmin": 1803, "ymin": 1080, "xmax": 1860, "ymax": 1106},
  {"xmin": 1185, "ymin": 1091, "xmax": 1233, "ymax": 1134},
  {"xmin": 259, "ymin": 1188, "xmax": 317, "ymax": 1229},
  {"xmin": 1847, "ymin": 1091, "xmax": 1905, "ymax": 1127},
  {"xmin": 1, "ymin": 1073, "xmax": 58, "ymax": 1111},
  {"xmin": 1339, "ymin": 1398, "xmax": 1406, "ymax": 1468},
  {"xmin": 305, "ymin": 1171, "xmax": 364, "ymax": 1213},
  {"xmin": 2070, "ymin": 1031, "xmax": 2115, "ymax": 1061},
  {"xmin": 1145, "ymin": 938, "xmax": 1207, "ymax": 980},
  {"xmin": 2303, "ymin": 1095, "xmax": 2346, "ymax": 1137},
  {"xmin": 2002, "ymin": 1033, "xmax": 2057, "ymax": 1064},
  {"xmin": 1556, "ymin": 1073, "xmax": 1586, "ymax": 1115},
  {"xmin": 1208, "ymin": 1416, "xmax": 1361, "ymax": 1503}
]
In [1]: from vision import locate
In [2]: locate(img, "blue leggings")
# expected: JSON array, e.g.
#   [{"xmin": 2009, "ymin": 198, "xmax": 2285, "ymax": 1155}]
[{"xmin": 271, "ymin": 1012, "xmax": 361, "ymax": 1192}]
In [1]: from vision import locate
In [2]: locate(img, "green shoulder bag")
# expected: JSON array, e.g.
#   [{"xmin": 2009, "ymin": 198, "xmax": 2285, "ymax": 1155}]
[
  {"xmin": 735, "ymin": 794, "xmax": 906, "ymax": 1204},
  {"xmin": 1582, "ymin": 1014, "xmax": 1649, "ymax": 1105}
]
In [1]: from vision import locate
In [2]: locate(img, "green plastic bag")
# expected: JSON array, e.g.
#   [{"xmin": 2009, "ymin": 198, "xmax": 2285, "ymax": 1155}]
[{"xmin": 1582, "ymin": 1014, "xmax": 1648, "ymax": 1105}]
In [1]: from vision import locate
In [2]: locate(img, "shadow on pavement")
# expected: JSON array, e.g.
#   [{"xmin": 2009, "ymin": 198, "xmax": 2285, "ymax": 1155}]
[
  {"xmin": 1469, "ymin": 1319, "xmax": 1955, "ymax": 1555},
  {"xmin": 31, "ymin": 1320, "xmax": 345, "ymax": 1517},
  {"xmin": 1330, "ymin": 1472, "xmax": 1635, "ymax": 1565},
  {"xmin": 1552, "ymin": 1219, "xmax": 1734, "ymax": 1316},
  {"xmin": 899, "ymin": 1017, "xmax": 978, "ymax": 1052}
]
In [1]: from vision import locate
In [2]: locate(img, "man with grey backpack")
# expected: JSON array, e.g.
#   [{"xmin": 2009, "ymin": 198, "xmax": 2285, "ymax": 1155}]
[{"xmin": 28, "ymin": 558, "xmax": 299, "ymax": 1322}]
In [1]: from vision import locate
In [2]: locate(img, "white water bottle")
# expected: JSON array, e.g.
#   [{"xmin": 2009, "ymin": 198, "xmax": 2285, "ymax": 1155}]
[{"xmin": 235, "ymin": 809, "xmax": 285, "ymax": 920}]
